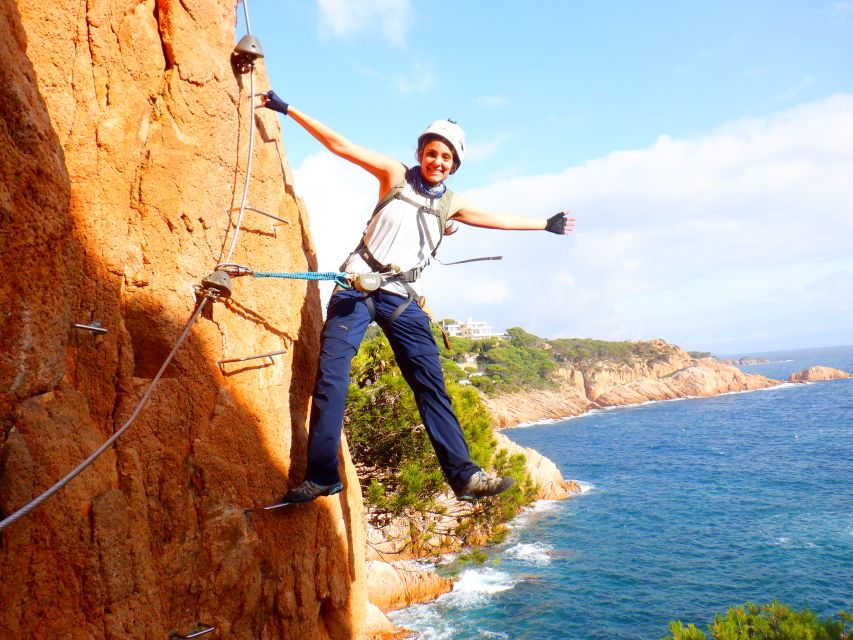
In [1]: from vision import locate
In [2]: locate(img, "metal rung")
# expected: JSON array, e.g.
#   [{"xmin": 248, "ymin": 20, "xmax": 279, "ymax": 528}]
[
  {"xmin": 227, "ymin": 205, "xmax": 288, "ymax": 225},
  {"xmin": 73, "ymin": 322, "xmax": 108, "ymax": 335},
  {"xmin": 169, "ymin": 622, "xmax": 214, "ymax": 639},
  {"xmin": 217, "ymin": 349, "xmax": 287, "ymax": 368}
]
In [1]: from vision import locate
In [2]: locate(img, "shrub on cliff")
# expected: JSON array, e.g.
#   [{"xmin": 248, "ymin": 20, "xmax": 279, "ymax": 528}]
[
  {"xmin": 664, "ymin": 601, "xmax": 852, "ymax": 640},
  {"xmin": 548, "ymin": 337, "xmax": 681, "ymax": 365},
  {"xmin": 436, "ymin": 330, "xmax": 688, "ymax": 397},
  {"xmin": 438, "ymin": 327, "xmax": 556, "ymax": 396}
]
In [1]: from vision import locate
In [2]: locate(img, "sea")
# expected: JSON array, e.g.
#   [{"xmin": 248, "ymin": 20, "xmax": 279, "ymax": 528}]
[{"xmin": 389, "ymin": 345, "xmax": 853, "ymax": 639}]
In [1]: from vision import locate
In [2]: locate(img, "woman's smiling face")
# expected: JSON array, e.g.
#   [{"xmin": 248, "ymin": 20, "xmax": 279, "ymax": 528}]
[{"xmin": 418, "ymin": 139, "xmax": 455, "ymax": 184}]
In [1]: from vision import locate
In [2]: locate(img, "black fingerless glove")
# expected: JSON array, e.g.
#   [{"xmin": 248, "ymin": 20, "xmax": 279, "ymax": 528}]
[
  {"xmin": 264, "ymin": 90, "xmax": 289, "ymax": 115},
  {"xmin": 546, "ymin": 212, "xmax": 569, "ymax": 234}
]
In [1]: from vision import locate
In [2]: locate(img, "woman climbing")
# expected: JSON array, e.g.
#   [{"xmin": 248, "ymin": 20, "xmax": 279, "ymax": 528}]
[{"xmin": 261, "ymin": 90, "xmax": 575, "ymax": 503}]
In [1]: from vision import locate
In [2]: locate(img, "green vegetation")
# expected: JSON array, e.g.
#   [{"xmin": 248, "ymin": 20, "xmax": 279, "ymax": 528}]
[
  {"xmin": 343, "ymin": 332, "xmax": 536, "ymax": 549},
  {"xmin": 437, "ymin": 325, "xmax": 686, "ymax": 396},
  {"xmin": 549, "ymin": 337, "xmax": 680, "ymax": 366},
  {"xmin": 665, "ymin": 602, "xmax": 852, "ymax": 640},
  {"xmin": 437, "ymin": 326, "xmax": 557, "ymax": 395},
  {"xmin": 688, "ymin": 350, "xmax": 714, "ymax": 359}
]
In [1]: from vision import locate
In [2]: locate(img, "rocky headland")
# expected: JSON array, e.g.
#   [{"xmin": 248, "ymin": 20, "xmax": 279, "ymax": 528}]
[{"xmin": 483, "ymin": 344, "xmax": 794, "ymax": 429}]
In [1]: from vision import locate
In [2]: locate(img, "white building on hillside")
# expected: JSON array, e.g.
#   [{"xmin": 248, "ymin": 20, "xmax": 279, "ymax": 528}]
[{"xmin": 440, "ymin": 317, "xmax": 506, "ymax": 341}]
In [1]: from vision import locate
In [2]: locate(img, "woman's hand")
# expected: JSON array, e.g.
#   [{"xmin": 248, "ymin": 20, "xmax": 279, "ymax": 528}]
[
  {"xmin": 545, "ymin": 211, "xmax": 575, "ymax": 235},
  {"xmin": 261, "ymin": 90, "xmax": 289, "ymax": 115}
]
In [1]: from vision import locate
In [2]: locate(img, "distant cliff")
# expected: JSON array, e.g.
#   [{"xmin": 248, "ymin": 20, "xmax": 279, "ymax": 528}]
[
  {"xmin": 484, "ymin": 342, "xmax": 781, "ymax": 428},
  {"xmin": 483, "ymin": 341, "xmax": 852, "ymax": 429}
]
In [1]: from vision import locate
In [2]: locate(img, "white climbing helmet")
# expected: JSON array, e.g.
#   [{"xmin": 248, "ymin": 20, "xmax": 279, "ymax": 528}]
[{"xmin": 418, "ymin": 119, "xmax": 466, "ymax": 173}]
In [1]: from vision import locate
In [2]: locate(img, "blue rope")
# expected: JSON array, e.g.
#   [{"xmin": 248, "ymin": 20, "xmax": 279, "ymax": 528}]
[{"xmin": 253, "ymin": 271, "xmax": 351, "ymax": 288}]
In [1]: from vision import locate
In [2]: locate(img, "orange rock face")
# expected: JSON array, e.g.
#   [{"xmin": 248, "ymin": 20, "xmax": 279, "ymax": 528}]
[
  {"xmin": 366, "ymin": 560, "xmax": 453, "ymax": 613},
  {"xmin": 494, "ymin": 433, "xmax": 581, "ymax": 500},
  {"xmin": 1, "ymin": 1, "xmax": 368, "ymax": 638}
]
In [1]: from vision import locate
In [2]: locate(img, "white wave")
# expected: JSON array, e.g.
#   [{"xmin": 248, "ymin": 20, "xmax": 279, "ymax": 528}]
[
  {"xmin": 506, "ymin": 541, "xmax": 553, "ymax": 566},
  {"xmin": 388, "ymin": 604, "xmax": 456, "ymax": 639},
  {"xmin": 531, "ymin": 498, "xmax": 562, "ymax": 512},
  {"xmin": 389, "ymin": 576, "xmax": 514, "ymax": 639},
  {"xmin": 443, "ymin": 568, "xmax": 516, "ymax": 607},
  {"xmin": 577, "ymin": 480, "xmax": 595, "ymax": 494},
  {"xmin": 513, "ymin": 417, "xmax": 564, "ymax": 428},
  {"xmin": 507, "ymin": 498, "xmax": 563, "ymax": 532}
]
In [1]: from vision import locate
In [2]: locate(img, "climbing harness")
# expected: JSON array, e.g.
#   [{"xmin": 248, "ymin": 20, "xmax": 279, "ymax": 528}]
[{"xmin": 345, "ymin": 170, "xmax": 501, "ymax": 331}]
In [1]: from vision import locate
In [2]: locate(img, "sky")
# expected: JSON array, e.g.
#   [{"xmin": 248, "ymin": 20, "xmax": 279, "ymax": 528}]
[{"xmin": 238, "ymin": 1, "xmax": 853, "ymax": 355}]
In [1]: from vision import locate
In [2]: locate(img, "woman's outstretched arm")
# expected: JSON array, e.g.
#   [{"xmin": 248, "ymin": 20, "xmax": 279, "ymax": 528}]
[
  {"xmin": 450, "ymin": 193, "xmax": 575, "ymax": 234},
  {"xmin": 262, "ymin": 93, "xmax": 405, "ymax": 197}
]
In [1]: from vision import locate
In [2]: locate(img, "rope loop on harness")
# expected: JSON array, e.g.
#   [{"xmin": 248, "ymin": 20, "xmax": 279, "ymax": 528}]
[{"xmin": 253, "ymin": 271, "xmax": 351, "ymax": 289}]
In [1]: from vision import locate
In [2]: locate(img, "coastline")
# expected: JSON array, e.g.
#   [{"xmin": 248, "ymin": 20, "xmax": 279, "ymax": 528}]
[
  {"xmin": 366, "ymin": 361, "xmax": 853, "ymax": 637},
  {"xmin": 364, "ymin": 361, "xmax": 853, "ymax": 637},
  {"xmin": 501, "ymin": 380, "xmax": 805, "ymax": 431},
  {"xmin": 484, "ymin": 359, "xmax": 852, "ymax": 432}
]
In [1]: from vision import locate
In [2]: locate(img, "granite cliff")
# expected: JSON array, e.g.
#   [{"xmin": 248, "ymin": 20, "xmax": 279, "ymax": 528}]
[
  {"xmin": 1, "ymin": 1, "xmax": 372, "ymax": 637},
  {"xmin": 484, "ymin": 343, "xmax": 782, "ymax": 428}
]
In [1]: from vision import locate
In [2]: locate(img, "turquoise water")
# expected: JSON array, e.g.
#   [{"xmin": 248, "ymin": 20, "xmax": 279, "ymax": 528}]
[{"xmin": 390, "ymin": 346, "xmax": 853, "ymax": 639}]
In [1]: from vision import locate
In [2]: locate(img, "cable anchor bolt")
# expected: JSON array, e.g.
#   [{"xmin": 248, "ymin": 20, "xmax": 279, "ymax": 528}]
[
  {"xmin": 198, "ymin": 269, "xmax": 232, "ymax": 300},
  {"xmin": 232, "ymin": 34, "xmax": 264, "ymax": 72}
]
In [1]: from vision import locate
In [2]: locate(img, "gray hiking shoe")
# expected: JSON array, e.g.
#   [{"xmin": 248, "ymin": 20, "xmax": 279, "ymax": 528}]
[
  {"xmin": 283, "ymin": 480, "xmax": 344, "ymax": 504},
  {"xmin": 456, "ymin": 470, "xmax": 514, "ymax": 501}
]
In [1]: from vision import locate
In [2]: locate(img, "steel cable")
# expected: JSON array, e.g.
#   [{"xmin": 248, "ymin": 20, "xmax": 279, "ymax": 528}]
[{"xmin": 0, "ymin": 297, "xmax": 211, "ymax": 532}]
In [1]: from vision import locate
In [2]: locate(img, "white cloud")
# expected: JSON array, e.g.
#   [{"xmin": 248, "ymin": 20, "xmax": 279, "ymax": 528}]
[
  {"xmin": 293, "ymin": 94, "xmax": 853, "ymax": 352},
  {"xmin": 769, "ymin": 75, "xmax": 817, "ymax": 106},
  {"xmin": 357, "ymin": 61, "xmax": 435, "ymax": 95},
  {"xmin": 474, "ymin": 96, "xmax": 508, "ymax": 108},
  {"xmin": 317, "ymin": 0, "xmax": 412, "ymax": 46},
  {"xmin": 391, "ymin": 62, "xmax": 435, "ymax": 95},
  {"xmin": 466, "ymin": 133, "xmax": 511, "ymax": 163}
]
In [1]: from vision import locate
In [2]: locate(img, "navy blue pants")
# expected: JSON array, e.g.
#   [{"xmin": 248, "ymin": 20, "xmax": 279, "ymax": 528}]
[{"xmin": 304, "ymin": 288, "xmax": 480, "ymax": 494}]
